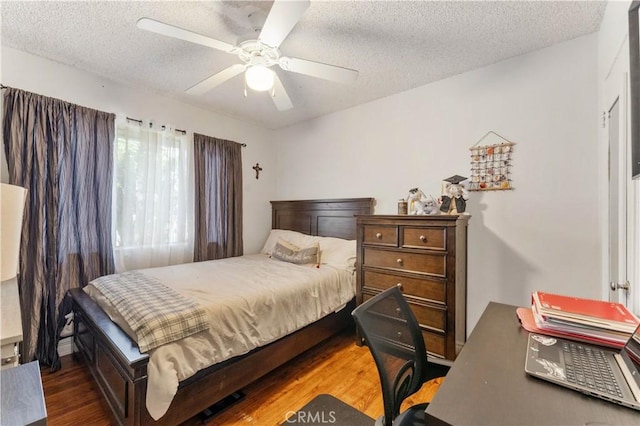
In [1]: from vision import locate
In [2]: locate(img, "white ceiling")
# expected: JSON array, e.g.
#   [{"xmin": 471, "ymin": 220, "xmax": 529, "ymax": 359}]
[{"xmin": 1, "ymin": 1, "xmax": 606, "ymax": 130}]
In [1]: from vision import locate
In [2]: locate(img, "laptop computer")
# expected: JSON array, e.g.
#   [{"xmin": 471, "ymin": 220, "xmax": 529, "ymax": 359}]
[{"xmin": 525, "ymin": 323, "xmax": 640, "ymax": 411}]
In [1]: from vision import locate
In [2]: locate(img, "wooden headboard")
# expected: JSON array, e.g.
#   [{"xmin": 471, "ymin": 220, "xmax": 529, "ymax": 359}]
[{"xmin": 271, "ymin": 198, "xmax": 375, "ymax": 240}]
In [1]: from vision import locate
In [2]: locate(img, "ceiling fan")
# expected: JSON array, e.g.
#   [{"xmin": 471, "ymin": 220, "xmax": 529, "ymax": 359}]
[{"xmin": 137, "ymin": 0, "xmax": 359, "ymax": 111}]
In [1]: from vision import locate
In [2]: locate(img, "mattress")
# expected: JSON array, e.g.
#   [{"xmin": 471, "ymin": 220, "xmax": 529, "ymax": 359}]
[{"xmin": 84, "ymin": 253, "xmax": 355, "ymax": 420}]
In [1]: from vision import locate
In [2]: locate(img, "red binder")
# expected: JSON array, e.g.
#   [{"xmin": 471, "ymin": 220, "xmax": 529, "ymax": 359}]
[{"xmin": 532, "ymin": 291, "xmax": 639, "ymax": 333}]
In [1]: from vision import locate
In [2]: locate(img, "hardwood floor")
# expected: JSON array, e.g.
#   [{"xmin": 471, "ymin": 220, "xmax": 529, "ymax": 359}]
[{"xmin": 40, "ymin": 330, "xmax": 444, "ymax": 425}]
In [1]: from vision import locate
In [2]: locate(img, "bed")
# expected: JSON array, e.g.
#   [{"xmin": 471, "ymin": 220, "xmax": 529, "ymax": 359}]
[{"xmin": 69, "ymin": 197, "xmax": 374, "ymax": 425}]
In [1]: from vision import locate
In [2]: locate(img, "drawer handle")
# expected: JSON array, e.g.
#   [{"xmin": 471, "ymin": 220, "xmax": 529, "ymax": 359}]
[
  {"xmin": 2, "ymin": 357, "xmax": 16, "ymax": 365},
  {"xmin": 376, "ymin": 232, "xmax": 382, "ymax": 239},
  {"xmin": 420, "ymin": 235, "xmax": 427, "ymax": 242},
  {"xmin": 396, "ymin": 258, "xmax": 403, "ymax": 265}
]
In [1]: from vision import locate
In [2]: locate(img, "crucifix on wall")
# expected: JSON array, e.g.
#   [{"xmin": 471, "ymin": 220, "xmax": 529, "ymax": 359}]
[{"xmin": 253, "ymin": 163, "xmax": 263, "ymax": 179}]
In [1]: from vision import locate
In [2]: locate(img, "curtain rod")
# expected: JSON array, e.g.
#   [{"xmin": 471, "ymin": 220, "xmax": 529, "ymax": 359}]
[
  {"xmin": 124, "ymin": 117, "xmax": 247, "ymax": 146},
  {"xmin": 126, "ymin": 116, "xmax": 187, "ymax": 135}
]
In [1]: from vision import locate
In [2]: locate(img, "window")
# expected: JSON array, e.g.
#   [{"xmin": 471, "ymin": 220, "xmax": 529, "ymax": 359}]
[{"xmin": 113, "ymin": 120, "xmax": 194, "ymax": 271}]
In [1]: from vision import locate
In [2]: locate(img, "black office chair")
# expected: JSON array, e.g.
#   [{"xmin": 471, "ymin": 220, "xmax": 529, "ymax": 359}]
[{"xmin": 352, "ymin": 285, "xmax": 432, "ymax": 426}]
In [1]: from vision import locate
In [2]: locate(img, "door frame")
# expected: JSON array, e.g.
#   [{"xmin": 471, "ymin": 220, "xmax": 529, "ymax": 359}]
[
  {"xmin": 606, "ymin": 80, "xmax": 628, "ymax": 305},
  {"xmin": 598, "ymin": 43, "xmax": 640, "ymax": 314},
  {"xmin": 602, "ymin": 67, "xmax": 638, "ymax": 313}
]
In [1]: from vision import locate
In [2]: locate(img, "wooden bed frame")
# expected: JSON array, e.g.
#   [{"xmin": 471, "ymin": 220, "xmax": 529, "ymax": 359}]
[{"xmin": 69, "ymin": 197, "xmax": 374, "ymax": 425}]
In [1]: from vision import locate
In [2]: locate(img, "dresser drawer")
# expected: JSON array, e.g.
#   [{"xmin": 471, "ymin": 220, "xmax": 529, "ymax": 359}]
[
  {"xmin": 411, "ymin": 302, "xmax": 446, "ymax": 332},
  {"xmin": 1, "ymin": 343, "xmax": 19, "ymax": 369},
  {"xmin": 362, "ymin": 225, "xmax": 397, "ymax": 246},
  {"xmin": 362, "ymin": 270, "xmax": 446, "ymax": 304},
  {"xmin": 423, "ymin": 330, "xmax": 446, "ymax": 358},
  {"xmin": 362, "ymin": 293, "xmax": 446, "ymax": 333},
  {"xmin": 359, "ymin": 292, "xmax": 422, "ymax": 349},
  {"xmin": 402, "ymin": 227, "xmax": 446, "ymax": 251},
  {"xmin": 1, "ymin": 343, "xmax": 17, "ymax": 359},
  {"xmin": 363, "ymin": 247, "xmax": 446, "ymax": 277},
  {"xmin": 360, "ymin": 292, "xmax": 446, "ymax": 358}
]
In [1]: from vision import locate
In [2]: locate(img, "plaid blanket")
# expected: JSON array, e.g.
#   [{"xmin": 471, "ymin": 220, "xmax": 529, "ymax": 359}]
[{"xmin": 90, "ymin": 271, "xmax": 209, "ymax": 353}]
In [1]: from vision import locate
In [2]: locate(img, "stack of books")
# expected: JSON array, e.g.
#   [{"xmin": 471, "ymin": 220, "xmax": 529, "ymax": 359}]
[{"xmin": 517, "ymin": 291, "xmax": 640, "ymax": 348}]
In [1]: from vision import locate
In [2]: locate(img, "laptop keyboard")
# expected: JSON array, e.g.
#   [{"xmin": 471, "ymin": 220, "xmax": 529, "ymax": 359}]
[{"xmin": 562, "ymin": 342, "xmax": 623, "ymax": 398}]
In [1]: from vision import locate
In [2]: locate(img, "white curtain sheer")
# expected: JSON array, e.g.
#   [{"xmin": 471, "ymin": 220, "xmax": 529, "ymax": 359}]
[{"xmin": 113, "ymin": 118, "xmax": 194, "ymax": 272}]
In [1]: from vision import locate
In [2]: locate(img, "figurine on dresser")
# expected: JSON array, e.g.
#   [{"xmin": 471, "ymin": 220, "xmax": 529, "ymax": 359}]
[
  {"xmin": 439, "ymin": 175, "xmax": 469, "ymax": 214},
  {"xmin": 407, "ymin": 188, "xmax": 439, "ymax": 215}
]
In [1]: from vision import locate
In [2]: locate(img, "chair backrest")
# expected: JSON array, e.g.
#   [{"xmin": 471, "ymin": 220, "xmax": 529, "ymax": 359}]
[{"xmin": 352, "ymin": 286, "xmax": 428, "ymax": 426}]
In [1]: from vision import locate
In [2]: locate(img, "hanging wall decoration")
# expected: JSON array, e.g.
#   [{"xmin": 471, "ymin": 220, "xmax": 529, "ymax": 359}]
[
  {"xmin": 253, "ymin": 163, "xmax": 263, "ymax": 179},
  {"xmin": 469, "ymin": 131, "xmax": 515, "ymax": 191}
]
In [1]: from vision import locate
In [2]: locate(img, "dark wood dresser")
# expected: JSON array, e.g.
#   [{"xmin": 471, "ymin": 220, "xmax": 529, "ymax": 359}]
[{"xmin": 355, "ymin": 214, "xmax": 469, "ymax": 361}]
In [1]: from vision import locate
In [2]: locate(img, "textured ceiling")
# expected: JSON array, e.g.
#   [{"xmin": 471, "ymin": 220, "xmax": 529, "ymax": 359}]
[{"xmin": 1, "ymin": 1, "xmax": 606, "ymax": 129}]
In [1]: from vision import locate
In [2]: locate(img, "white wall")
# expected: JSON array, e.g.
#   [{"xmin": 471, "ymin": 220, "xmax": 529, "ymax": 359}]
[
  {"xmin": 0, "ymin": 47, "xmax": 276, "ymax": 254},
  {"xmin": 274, "ymin": 34, "xmax": 601, "ymax": 332}
]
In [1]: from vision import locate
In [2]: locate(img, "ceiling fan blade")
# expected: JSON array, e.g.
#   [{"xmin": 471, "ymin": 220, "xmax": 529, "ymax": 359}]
[
  {"xmin": 271, "ymin": 73, "xmax": 293, "ymax": 111},
  {"xmin": 137, "ymin": 18, "xmax": 236, "ymax": 53},
  {"xmin": 186, "ymin": 64, "xmax": 246, "ymax": 95},
  {"xmin": 279, "ymin": 56, "xmax": 359, "ymax": 84},
  {"xmin": 258, "ymin": 0, "xmax": 310, "ymax": 48}
]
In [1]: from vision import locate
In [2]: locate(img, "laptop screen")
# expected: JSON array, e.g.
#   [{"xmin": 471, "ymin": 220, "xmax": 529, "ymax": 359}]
[{"xmin": 621, "ymin": 324, "xmax": 640, "ymax": 389}]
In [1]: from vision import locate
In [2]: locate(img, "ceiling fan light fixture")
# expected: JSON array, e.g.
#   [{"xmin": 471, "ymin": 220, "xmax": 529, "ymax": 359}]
[{"xmin": 245, "ymin": 65, "xmax": 275, "ymax": 92}]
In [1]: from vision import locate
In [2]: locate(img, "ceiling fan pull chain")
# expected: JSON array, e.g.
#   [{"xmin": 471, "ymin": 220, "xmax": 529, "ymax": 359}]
[{"xmin": 244, "ymin": 80, "xmax": 248, "ymax": 98}]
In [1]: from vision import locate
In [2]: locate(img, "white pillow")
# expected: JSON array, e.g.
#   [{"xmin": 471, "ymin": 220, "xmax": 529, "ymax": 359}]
[
  {"xmin": 260, "ymin": 229, "xmax": 318, "ymax": 255},
  {"xmin": 318, "ymin": 237, "xmax": 357, "ymax": 271}
]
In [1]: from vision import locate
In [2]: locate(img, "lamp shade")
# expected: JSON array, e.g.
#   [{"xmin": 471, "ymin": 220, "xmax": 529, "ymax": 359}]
[
  {"xmin": 245, "ymin": 65, "xmax": 275, "ymax": 92},
  {"xmin": 1, "ymin": 183, "xmax": 27, "ymax": 281}
]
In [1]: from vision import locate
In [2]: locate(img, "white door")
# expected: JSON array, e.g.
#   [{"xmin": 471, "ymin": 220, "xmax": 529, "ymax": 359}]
[{"xmin": 607, "ymin": 97, "xmax": 630, "ymax": 305}]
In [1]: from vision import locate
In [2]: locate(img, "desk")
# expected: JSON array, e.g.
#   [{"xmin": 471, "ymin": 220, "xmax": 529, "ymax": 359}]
[{"xmin": 425, "ymin": 302, "xmax": 639, "ymax": 425}]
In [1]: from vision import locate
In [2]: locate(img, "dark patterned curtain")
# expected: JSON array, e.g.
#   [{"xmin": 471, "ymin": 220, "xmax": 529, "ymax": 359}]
[
  {"xmin": 193, "ymin": 133, "xmax": 243, "ymax": 261},
  {"xmin": 3, "ymin": 88, "xmax": 115, "ymax": 371}
]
